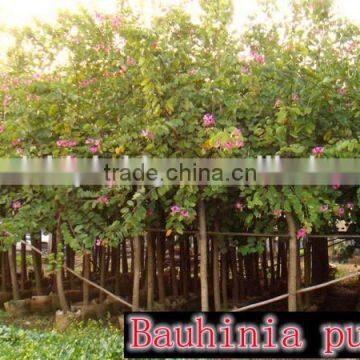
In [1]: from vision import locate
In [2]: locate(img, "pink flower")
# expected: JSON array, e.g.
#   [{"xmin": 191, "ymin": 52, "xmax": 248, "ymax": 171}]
[
  {"xmin": 12, "ymin": 201, "xmax": 22, "ymax": 210},
  {"xmin": 296, "ymin": 228, "xmax": 307, "ymax": 239},
  {"xmin": 312, "ymin": 146, "xmax": 324, "ymax": 155},
  {"xmin": 346, "ymin": 202, "xmax": 354, "ymax": 210},
  {"xmin": 251, "ymin": 51, "xmax": 265, "ymax": 64},
  {"xmin": 3, "ymin": 95, "xmax": 12, "ymax": 108},
  {"xmin": 111, "ymin": 15, "xmax": 121, "ymax": 28},
  {"xmin": 338, "ymin": 207, "xmax": 345, "ymax": 216},
  {"xmin": 241, "ymin": 65, "xmax": 250, "ymax": 74},
  {"xmin": 0, "ymin": 125, "xmax": 5, "ymax": 133},
  {"xmin": 95, "ymin": 238, "xmax": 102, "ymax": 247},
  {"xmin": 141, "ymin": 129, "xmax": 155, "ymax": 140},
  {"xmin": 332, "ymin": 183, "xmax": 340, "ymax": 190},
  {"xmin": 291, "ymin": 93, "xmax": 299, "ymax": 102},
  {"xmin": 274, "ymin": 98, "xmax": 282, "ymax": 108},
  {"xmin": 89, "ymin": 145, "xmax": 99, "ymax": 154},
  {"xmin": 188, "ymin": 68, "xmax": 197, "ymax": 76},
  {"xmin": 171, "ymin": 205, "xmax": 181, "ymax": 214},
  {"xmin": 223, "ymin": 141, "xmax": 234, "ymax": 150},
  {"xmin": 94, "ymin": 12, "xmax": 105, "ymax": 24},
  {"xmin": 180, "ymin": 210, "xmax": 189, "ymax": 217},
  {"xmin": 15, "ymin": 148, "xmax": 23, "ymax": 155},
  {"xmin": 320, "ymin": 204, "xmax": 329, "ymax": 212},
  {"xmin": 273, "ymin": 209, "xmax": 282, "ymax": 217},
  {"xmin": 235, "ymin": 140, "xmax": 244, "ymax": 148},
  {"xmin": 97, "ymin": 195, "xmax": 109, "ymax": 205},
  {"xmin": 203, "ymin": 113, "xmax": 216, "ymax": 127},
  {"xmin": 126, "ymin": 57, "xmax": 136, "ymax": 66},
  {"xmin": 85, "ymin": 138, "xmax": 100, "ymax": 146},
  {"xmin": 231, "ymin": 128, "xmax": 242, "ymax": 137},
  {"xmin": 235, "ymin": 201, "xmax": 244, "ymax": 211},
  {"xmin": 12, "ymin": 138, "xmax": 22, "ymax": 146},
  {"xmin": 56, "ymin": 139, "xmax": 77, "ymax": 148},
  {"xmin": 338, "ymin": 86, "xmax": 346, "ymax": 96}
]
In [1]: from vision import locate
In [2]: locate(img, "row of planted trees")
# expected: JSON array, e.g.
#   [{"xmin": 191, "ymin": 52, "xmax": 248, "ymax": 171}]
[{"xmin": 0, "ymin": 0, "xmax": 359, "ymax": 314}]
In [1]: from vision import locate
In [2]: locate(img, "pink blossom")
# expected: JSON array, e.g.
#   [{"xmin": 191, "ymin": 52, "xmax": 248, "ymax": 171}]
[
  {"xmin": 3, "ymin": 95, "xmax": 12, "ymax": 108},
  {"xmin": 241, "ymin": 65, "xmax": 250, "ymax": 74},
  {"xmin": 332, "ymin": 183, "xmax": 340, "ymax": 190},
  {"xmin": 12, "ymin": 139, "xmax": 21, "ymax": 146},
  {"xmin": 291, "ymin": 93, "xmax": 299, "ymax": 102},
  {"xmin": 203, "ymin": 113, "xmax": 216, "ymax": 128},
  {"xmin": 89, "ymin": 145, "xmax": 99, "ymax": 154},
  {"xmin": 312, "ymin": 146, "xmax": 324, "ymax": 155},
  {"xmin": 320, "ymin": 204, "xmax": 329, "ymax": 212},
  {"xmin": 12, "ymin": 201, "xmax": 22, "ymax": 210},
  {"xmin": 223, "ymin": 141, "xmax": 234, "ymax": 150},
  {"xmin": 97, "ymin": 195, "xmax": 109, "ymax": 205},
  {"xmin": 0, "ymin": 125, "xmax": 5, "ymax": 133},
  {"xmin": 251, "ymin": 51, "xmax": 265, "ymax": 64},
  {"xmin": 346, "ymin": 202, "xmax": 354, "ymax": 210},
  {"xmin": 235, "ymin": 140, "xmax": 244, "ymax": 148},
  {"xmin": 56, "ymin": 139, "xmax": 77, "ymax": 148},
  {"xmin": 188, "ymin": 68, "xmax": 197, "ymax": 75},
  {"xmin": 273, "ymin": 209, "xmax": 282, "ymax": 217},
  {"xmin": 79, "ymin": 78, "xmax": 97, "ymax": 88},
  {"xmin": 85, "ymin": 138, "xmax": 100, "ymax": 146},
  {"xmin": 171, "ymin": 205, "xmax": 181, "ymax": 214},
  {"xmin": 111, "ymin": 15, "xmax": 121, "ymax": 28},
  {"xmin": 141, "ymin": 129, "xmax": 155, "ymax": 140},
  {"xmin": 235, "ymin": 201, "xmax": 244, "ymax": 211},
  {"xmin": 95, "ymin": 238, "xmax": 102, "ymax": 247},
  {"xmin": 94, "ymin": 12, "xmax": 105, "ymax": 24},
  {"xmin": 15, "ymin": 148, "xmax": 23, "ymax": 156},
  {"xmin": 0, "ymin": 84, "xmax": 9, "ymax": 92},
  {"xmin": 180, "ymin": 210, "xmax": 189, "ymax": 218},
  {"xmin": 296, "ymin": 228, "xmax": 307, "ymax": 239},
  {"xmin": 338, "ymin": 86, "xmax": 346, "ymax": 96},
  {"xmin": 231, "ymin": 128, "xmax": 242, "ymax": 137},
  {"xmin": 274, "ymin": 98, "xmax": 282, "ymax": 108},
  {"xmin": 338, "ymin": 207, "xmax": 345, "ymax": 216},
  {"xmin": 346, "ymin": 40, "xmax": 357, "ymax": 53},
  {"xmin": 126, "ymin": 57, "xmax": 136, "ymax": 66}
]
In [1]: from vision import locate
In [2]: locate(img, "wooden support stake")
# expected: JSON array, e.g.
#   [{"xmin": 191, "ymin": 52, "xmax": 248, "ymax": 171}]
[{"xmin": 285, "ymin": 212, "xmax": 297, "ymax": 312}]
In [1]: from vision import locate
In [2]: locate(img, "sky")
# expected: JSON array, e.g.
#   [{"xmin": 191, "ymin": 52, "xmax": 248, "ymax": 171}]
[{"xmin": 0, "ymin": 0, "xmax": 359, "ymax": 53}]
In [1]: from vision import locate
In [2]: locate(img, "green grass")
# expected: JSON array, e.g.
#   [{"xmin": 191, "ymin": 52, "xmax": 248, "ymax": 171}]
[{"xmin": 0, "ymin": 319, "xmax": 124, "ymax": 359}]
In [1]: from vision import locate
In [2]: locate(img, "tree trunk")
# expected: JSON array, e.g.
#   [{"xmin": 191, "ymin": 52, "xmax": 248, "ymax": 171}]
[
  {"xmin": 20, "ymin": 240, "xmax": 27, "ymax": 291},
  {"xmin": 212, "ymin": 231, "xmax": 221, "ymax": 311},
  {"xmin": 31, "ymin": 237, "xmax": 43, "ymax": 295},
  {"xmin": 114, "ymin": 245, "xmax": 121, "ymax": 295},
  {"xmin": 122, "ymin": 239, "xmax": 128, "ymax": 274},
  {"xmin": 8, "ymin": 246, "xmax": 20, "ymax": 300},
  {"xmin": 269, "ymin": 238, "xmax": 275, "ymax": 289},
  {"xmin": 66, "ymin": 246, "xmax": 75, "ymax": 290},
  {"xmin": 146, "ymin": 234, "xmax": 154, "ymax": 310},
  {"xmin": 83, "ymin": 251, "xmax": 90, "ymax": 309},
  {"xmin": 99, "ymin": 245, "xmax": 106, "ymax": 303},
  {"xmin": 156, "ymin": 235, "xmax": 166, "ymax": 309},
  {"xmin": 198, "ymin": 199, "xmax": 209, "ymax": 311},
  {"xmin": 285, "ymin": 212, "xmax": 297, "ymax": 312},
  {"xmin": 132, "ymin": 235, "xmax": 141, "ymax": 311},
  {"xmin": 1, "ymin": 251, "xmax": 8, "ymax": 292},
  {"xmin": 303, "ymin": 236, "xmax": 311, "ymax": 307},
  {"xmin": 55, "ymin": 217, "xmax": 69, "ymax": 313}
]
